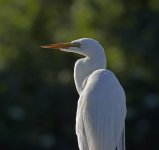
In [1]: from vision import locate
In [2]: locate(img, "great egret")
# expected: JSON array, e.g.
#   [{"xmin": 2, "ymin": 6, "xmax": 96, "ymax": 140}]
[{"xmin": 40, "ymin": 38, "xmax": 127, "ymax": 150}]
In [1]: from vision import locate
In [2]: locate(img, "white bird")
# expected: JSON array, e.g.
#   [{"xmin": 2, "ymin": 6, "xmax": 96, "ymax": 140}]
[{"xmin": 40, "ymin": 38, "xmax": 127, "ymax": 150}]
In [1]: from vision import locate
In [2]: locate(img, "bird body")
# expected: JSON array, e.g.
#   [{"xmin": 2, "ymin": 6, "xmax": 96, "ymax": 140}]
[
  {"xmin": 76, "ymin": 69, "xmax": 126, "ymax": 150},
  {"xmin": 41, "ymin": 38, "xmax": 127, "ymax": 150}
]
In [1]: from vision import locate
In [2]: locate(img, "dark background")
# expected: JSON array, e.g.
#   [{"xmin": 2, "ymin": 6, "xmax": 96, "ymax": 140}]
[{"xmin": 0, "ymin": 0, "xmax": 159, "ymax": 150}]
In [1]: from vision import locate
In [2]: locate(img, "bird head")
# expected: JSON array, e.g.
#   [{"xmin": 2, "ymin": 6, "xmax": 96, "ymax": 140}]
[{"xmin": 40, "ymin": 38, "xmax": 105, "ymax": 57}]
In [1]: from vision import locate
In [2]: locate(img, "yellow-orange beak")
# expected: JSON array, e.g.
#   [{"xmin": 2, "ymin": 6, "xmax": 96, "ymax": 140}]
[{"xmin": 40, "ymin": 42, "xmax": 72, "ymax": 49}]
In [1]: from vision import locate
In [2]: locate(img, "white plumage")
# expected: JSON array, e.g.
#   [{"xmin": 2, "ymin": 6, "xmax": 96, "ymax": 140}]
[{"xmin": 41, "ymin": 38, "xmax": 127, "ymax": 150}]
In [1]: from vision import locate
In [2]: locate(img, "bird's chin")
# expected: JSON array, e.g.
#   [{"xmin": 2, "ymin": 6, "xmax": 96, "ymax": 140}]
[
  {"xmin": 60, "ymin": 47, "xmax": 84, "ymax": 56},
  {"xmin": 60, "ymin": 47, "xmax": 77, "ymax": 53},
  {"xmin": 60, "ymin": 48, "xmax": 71, "ymax": 52}
]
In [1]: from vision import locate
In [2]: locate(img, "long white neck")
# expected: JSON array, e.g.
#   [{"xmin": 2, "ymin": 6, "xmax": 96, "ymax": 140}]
[{"xmin": 74, "ymin": 51, "xmax": 106, "ymax": 95}]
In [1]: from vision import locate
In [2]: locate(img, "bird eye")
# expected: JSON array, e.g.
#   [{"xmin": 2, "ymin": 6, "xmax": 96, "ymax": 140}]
[{"xmin": 72, "ymin": 42, "xmax": 81, "ymax": 48}]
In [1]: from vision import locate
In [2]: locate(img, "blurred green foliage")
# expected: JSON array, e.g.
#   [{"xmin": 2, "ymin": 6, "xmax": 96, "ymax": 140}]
[{"xmin": 0, "ymin": 0, "xmax": 159, "ymax": 150}]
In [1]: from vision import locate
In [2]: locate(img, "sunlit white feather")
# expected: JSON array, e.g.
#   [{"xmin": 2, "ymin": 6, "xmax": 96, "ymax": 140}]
[{"xmin": 61, "ymin": 38, "xmax": 126, "ymax": 150}]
